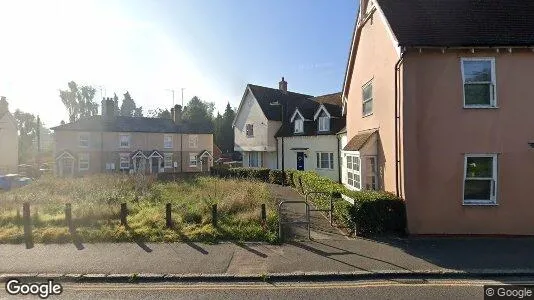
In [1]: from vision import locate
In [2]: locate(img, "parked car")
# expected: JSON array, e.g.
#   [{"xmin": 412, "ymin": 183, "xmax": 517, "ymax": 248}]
[
  {"xmin": 0, "ymin": 174, "xmax": 32, "ymax": 191},
  {"xmin": 0, "ymin": 175, "xmax": 10, "ymax": 190}
]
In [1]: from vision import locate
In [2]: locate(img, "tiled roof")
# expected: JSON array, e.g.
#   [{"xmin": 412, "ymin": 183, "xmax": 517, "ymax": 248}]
[
  {"xmin": 50, "ymin": 116, "xmax": 213, "ymax": 134},
  {"xmin": 378, "ymin": 0, "xmax": 534, "ymax": 47},
  {"xmin": 247, "ymin": 84, "xmax": 313, "ymax": 121},
  {"xmin": 343, "ymin": 130, "xmax": 377, "ymax": 151}
]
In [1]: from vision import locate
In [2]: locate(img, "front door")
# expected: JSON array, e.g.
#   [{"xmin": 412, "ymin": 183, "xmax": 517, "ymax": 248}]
[
  {"xmin": 151, "ymin": 158, "xmax": 159, "ymax": 173},
  {"xmin": 296, "ymin": 152, "xmax": 305, "ymax": 171}
]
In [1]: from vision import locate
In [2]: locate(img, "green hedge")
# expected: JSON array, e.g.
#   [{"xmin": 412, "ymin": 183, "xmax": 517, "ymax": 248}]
[{"xmin": 211, "ymin": 166, "xmax": 406, "ymax": 236}]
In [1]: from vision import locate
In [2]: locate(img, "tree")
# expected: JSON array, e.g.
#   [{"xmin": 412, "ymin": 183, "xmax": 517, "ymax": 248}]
[
  {"xmin": 13, "ymin": 109, "xmax": 38, "ymax": 163},
  {"xmin": 147, "ymin": 108, "xmax": 171, "ymax": 119},
  {"xmin": 182, "ymin": 96, "xmax": 214, "ymax": 126},
  {"xmin": 221, "ymin": 102, "xmax": 236, "ymax": 153},
  {"xmin": 59, "ymin": 81, "xmax": 99, "ymax": 122},
  {"xmin": 113, "ymin": 93, "xmax": 120, "ymax": 116},
  {"xmin": 214, "ymin": 111, "xmax": 223, "ymax": 148},
  {"xmin": 119, "ymin": 91, "xmax": 143, "ymax": 117}
]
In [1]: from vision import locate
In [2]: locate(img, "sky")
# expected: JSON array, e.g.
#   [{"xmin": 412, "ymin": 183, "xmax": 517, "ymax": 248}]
[{"xmin": 0, "ymin": 0, "xmax": 358, "ymax": 127}]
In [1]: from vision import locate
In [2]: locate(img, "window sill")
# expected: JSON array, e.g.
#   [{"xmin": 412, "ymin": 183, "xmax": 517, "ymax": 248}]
[
  {"xmin": 362, "ymin": 112, "xmax": 373, "ymax": 118},
  {"xmin": 463, "ymin": 105, "xmax": 499, "ymax": 109},
  {"xmin": 462, "ymin": 201, "xmax": 498, "ymax": 206}
]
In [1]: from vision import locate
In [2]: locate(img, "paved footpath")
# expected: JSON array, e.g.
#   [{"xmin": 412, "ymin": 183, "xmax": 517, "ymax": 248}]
[{"xmin": 1, "ymin": 237, "xmax": 534, "ymax": 278}]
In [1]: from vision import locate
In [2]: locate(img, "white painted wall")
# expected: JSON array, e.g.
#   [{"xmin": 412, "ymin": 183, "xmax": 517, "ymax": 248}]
[
  {"xmin": 339, "ymin": 132, "xmax": 348, "ymax": 185},
  {"xmin": 234, "ymin": 88, "xmax": 277, "ymax": 152},
  {"xmin": 0, "ymin": 113, "xmax": 19, "ymax": 174},
  {"xmin": 340, "ymin": 132, "xmax": 379, "ymax": 191},
  {"xmin": 277, "ymin": 135, "xmax": 340, "ymax": 181}
]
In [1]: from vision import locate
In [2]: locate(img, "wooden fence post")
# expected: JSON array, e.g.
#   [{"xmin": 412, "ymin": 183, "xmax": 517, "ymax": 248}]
[
  {"xmin": 166, "ymin": 203, "xmax": 172, "ymax": 228},
  {"xmin": 261, "ymin": 204, "xmax": 266, "ymax": 226},
  {"xmin": 22, "ymin": 203, "xmax": 33, "ymax": 248},
  {"xmin": 65, "ymin": 203, "xmax": 72, "ymax": 231},
  {"xmin": 212, "ymin": 204, "xmax": 218, "ymax": 227},
  {"xmin": 120, "ymin": 203, "xmax": 128, "ymax": 226}
]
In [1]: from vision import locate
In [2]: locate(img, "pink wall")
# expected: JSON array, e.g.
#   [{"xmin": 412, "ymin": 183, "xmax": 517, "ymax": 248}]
[
  {"xmin": 403, "ymin": 50, "xmax": 534, "ymax": 234},
  {"xmin": 345, "ymin": 11, "xmax": 399, "ymax": 193}
]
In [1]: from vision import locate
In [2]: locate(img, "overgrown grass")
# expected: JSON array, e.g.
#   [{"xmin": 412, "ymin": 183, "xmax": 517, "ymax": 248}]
[{"xmin": 0, "ymin": 174, "xmax": 279, "ymax": 244}]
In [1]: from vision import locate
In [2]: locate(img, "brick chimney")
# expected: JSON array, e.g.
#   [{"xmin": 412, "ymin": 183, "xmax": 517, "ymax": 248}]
[
  {"xmin": 172, "ymin": 104, "xmax": 182, "ymax": 124},
  {"xmin": 279, "ymin": 77, "xmax": 288, "ymax": 93},
  {"xmin": 101, "ymin": 97, "xmax": 115, "ymax": 121}
]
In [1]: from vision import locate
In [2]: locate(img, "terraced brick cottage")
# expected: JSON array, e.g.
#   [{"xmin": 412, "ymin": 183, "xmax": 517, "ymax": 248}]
[
  {"xmin": 52, "ymin": 99, "xmax": 213, "ymax": 177},
  {"xmin": 233, "ymin": 78, "xmax": 345, "ymax": 181},
  {"xmin": 342, "ymin": 0, "xmax": 534, "ymax": 234}
]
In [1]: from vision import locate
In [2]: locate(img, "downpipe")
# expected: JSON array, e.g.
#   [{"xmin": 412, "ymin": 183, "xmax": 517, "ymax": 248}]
[{"xmin": 394, "ymin": 51, "xmax": 405, "ymax": 198}]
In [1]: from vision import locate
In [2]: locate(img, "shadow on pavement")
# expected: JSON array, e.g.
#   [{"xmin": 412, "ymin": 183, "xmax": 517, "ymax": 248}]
[
  {"xmin": 233, "ymin": 242, "xmax": 268, "ymax": 258},
  {"xmin": 69, "ymin": 227, "xmax": 85, "ymax": 250},
  {"xmin": 125, "ymin": 225, "xmax": 152, "ymax": 253},
  {"xmin": 371, "ymin": 236, "xmax": 534, "ymax": 271},
  {"xmin": 170, "ymin": 227, "xmax": 209, "ymax": 255}
]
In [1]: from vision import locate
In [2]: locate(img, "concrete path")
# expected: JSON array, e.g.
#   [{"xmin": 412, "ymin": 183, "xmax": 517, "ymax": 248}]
[
  {"xmin": 1, "ymin": 237, "xmax": 534, "ymax": 276},
  {"xmin": 268, "ymin": 184, "xmax": 348, "ymax": 240}
]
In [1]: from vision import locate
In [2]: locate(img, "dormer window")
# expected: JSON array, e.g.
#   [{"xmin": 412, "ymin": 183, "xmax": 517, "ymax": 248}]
[
  {"xmin": 318, "ymin": 111, "xmax": 330, "ymax": 132},
  {"xmin": 294, "ymin": 117, "xmax": 303, "ymax": 133}
]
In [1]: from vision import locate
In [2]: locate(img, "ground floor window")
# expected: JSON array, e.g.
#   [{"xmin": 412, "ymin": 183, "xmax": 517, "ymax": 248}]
[
  {"xmin": 316, "ymin": 152, "xmax": 334, "ymax": 169},
  {"xmin": 164, "ymin": 153, "xmax": 173, "ymax": 168},
  {"xmin": 463, "ymin": 154, "xmax": 498, "ymax": 205},
  {"xmin": 189, "ymin": 153, "xmax": 197, "ymax": 167},
  {"xmin": 119, "ymin": 153, "xmax": 130, "ymax": 170},
  {"xmin": 249, "ymin": 151, "xmax": 260, "ymax": 167},
  {"xmin": 346, "ymin": 155, "xmax": 361, "ymax": 189},
  {"xmin": 78, "ymin": 153, "xmax": 90, "ymax": 171}
]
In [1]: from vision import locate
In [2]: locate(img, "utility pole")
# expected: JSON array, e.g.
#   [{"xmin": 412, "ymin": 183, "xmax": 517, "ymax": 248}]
[
  {"xmin": 166, "ymin": 89, "xmax": 175, "ymax": 106},
  {"xmin": 181, "ymin": 88, "xmax": 185, "ymax": 106}
]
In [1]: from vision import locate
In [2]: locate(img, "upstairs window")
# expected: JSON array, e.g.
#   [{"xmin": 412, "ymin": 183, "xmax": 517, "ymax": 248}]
[
  {"xmin": 362, "ymin": 80, "xmax": 373, "ymax": 116},
  {"xmin": 318, "ymin": 111, "xmax": 330, "ymax": 132},
  {"xmin": 462, "ymin": 58, "xmax": 496, "ymax": 108},
  {"xmin": 246, "ymin": 124, "xmax": 254, "ymax": 137},
  {"xmin": 79, "ymin": 133, "xmax": 90, "ymax": 148},
  {"xmin": 294, "ymin": 118, "xmax": 303, "ymax": 133},
  {"xmin": 164, "ymin": 135, "xmax": 173, "ymax": 149},
  {"xmin": 119, "ymin": 134, "xmax": 130, "ymax": 148},
  {"xmin": 188, "ymin": 135, "xmax": 198, "ymax": 148}
]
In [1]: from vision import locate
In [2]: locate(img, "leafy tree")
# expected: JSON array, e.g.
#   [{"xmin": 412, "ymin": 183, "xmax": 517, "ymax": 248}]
[
  {"xmin": 13, "ymin": 109, "xmax": 38, "ymax": 163},
  {"xmin": 113, "ymin": 93, "xmax": 120, "ymax": 116},
  {"xmin": 147, "ymin": 108, "xmax": 171, "ymax": 119},
  {"xmin": 182, "ymin": 96, "xmax": 214, "ymax": 126},
  {"xmin": 214, "ymin": 111, "xmax": 223, "ymax": 148},
  {"xmin": 221, "ymin": 102, "xmax": 236, "ymax": 153},
  {"xmin": 119, "ymin": 91, "xmax": 143, "ymax": 117},
  {"xmin": 59, "ymin": 81, "xmax": 99, "ymax": 122}
]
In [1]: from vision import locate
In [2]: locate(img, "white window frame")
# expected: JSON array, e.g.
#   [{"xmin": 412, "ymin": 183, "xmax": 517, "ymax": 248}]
[
  {"xmin": 188, "ymin": 135, "xmax": 198, "ymax": 149},
  {"xmin": 463, "ymin": 153, "xmax": 498, "ymax": 205},
  {"xmin": 164, "ymin": 134, "xmax": 173, "ymax": 149},
  {"xmin": 316, "ymin": 152, "xmax": 334, "ymax": 170},
  {"xmin": 362, "ymin": 80, "xmax": 373, "ymax": 117},
  {"xmin": 119, "ymin": 153, "xmax": 130, "ymax": 170},
  {"xmin": 248, "ymin": 151, "xmax": 260, "ymax": 167},
  {"xmin": 318, "ymin": 116, "xmax": 330, "ymax": 132},
  {"xmin": 189, "ymin": 153, "xmax": 197, "ymax": 167},
  {"xmin": 78, "ymin": 152, "xmax": 90, "ymax": 171},
  {"xmin": 79, "ymin": 133, "xmax": 90, "ymax": 148},
  {"xmin": 119, "ymin": 134, "xmax": 131, "ymax": 148},
  {"xmin": 294, "ymin": 118, "xmax": 304, "ymax": 133},
  {"xmin": 346, "ymin": 154, "xmax": 361, "ymax": 190},
  {"xmin": 245, "ymin": 124, "xmax": 254, "ymax": 138},
  {"xmin": 461, "ymin": 57, "xmax": 497, "ymax": 108},
  {"xmin": 164, "ymin": 153, "xmax": 173, "ymax": 168}
]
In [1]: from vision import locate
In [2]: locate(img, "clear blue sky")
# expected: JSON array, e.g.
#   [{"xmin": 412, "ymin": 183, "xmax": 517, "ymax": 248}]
[{"xmin": 0, "ymin": 0, "xmax": 358, "ymax": 126}]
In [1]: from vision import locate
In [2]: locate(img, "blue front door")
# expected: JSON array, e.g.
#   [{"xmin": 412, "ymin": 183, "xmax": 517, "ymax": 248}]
[{"xmin": 296, "ymin": 152, "xmax": 305, "ymax": 171}]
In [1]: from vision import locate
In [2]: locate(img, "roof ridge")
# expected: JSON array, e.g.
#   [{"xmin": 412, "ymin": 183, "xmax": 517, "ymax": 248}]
[{"xmin": 247, "ymin": 83, "xmax": 313, "ymax": 98}]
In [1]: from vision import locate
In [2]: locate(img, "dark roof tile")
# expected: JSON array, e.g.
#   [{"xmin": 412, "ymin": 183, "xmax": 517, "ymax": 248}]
[
  {"xmin": 378, "ymin": 0, "xmax": 534, "ymax": 47},
  {"xmin": 343, "ymin": 130, "xmax": 377, "ymax": 151}
]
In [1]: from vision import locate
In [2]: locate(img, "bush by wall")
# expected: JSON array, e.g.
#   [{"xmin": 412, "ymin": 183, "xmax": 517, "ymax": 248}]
[{"xmin": 211, "ymin": 166, "xmax": 406, "ymax": 236}]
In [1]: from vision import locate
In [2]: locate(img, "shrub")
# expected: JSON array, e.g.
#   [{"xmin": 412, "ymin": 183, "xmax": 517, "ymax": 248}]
[{"xmin": 268, "ymin": 170, "xmax": 283, "ymax": 185}]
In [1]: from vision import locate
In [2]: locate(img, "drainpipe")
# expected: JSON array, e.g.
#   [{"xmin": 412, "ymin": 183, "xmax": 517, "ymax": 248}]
[
  {"xmin": 337, "ymin": 135, "xmax": 341, "ymax": 183},
  {"xmin": 180, "ymin": 134, "xmax": 183, "ymax": 173},
  {"xmin": 394, "ymin": 50, "xmax": 406, "ymax": 197}
]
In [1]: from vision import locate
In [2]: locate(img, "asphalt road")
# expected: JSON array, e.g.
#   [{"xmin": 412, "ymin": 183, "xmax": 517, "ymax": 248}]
[{"xmin": 4, "ymin": 278, "xmax": 533, "ymax": 300}]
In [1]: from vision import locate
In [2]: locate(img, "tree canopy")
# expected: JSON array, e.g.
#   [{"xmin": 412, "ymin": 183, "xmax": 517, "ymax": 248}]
[
  {"xmin": 119, "ymin": 91, "xmax": 143, "ymax": 117},
  {"xmin": 59, "ymin": 81, "xmax": 98, "ymax": 122}
]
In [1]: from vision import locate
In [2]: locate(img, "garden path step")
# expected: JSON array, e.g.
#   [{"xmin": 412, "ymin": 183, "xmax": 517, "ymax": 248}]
[{"xmin": 267, "ymin": 184, "xmax": 349, "ymax": 241}]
